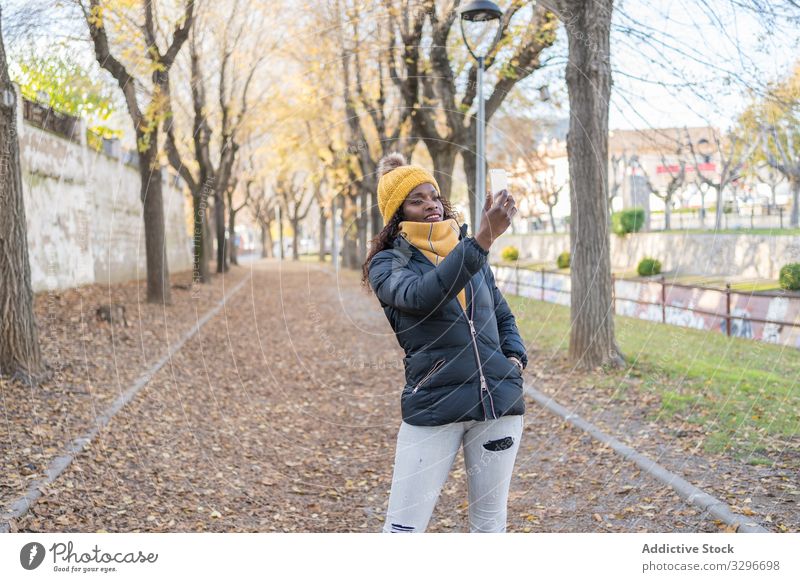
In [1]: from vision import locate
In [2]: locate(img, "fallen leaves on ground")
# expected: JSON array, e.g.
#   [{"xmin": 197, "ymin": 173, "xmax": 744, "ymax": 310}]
[{"xmin": 1, "ymin": 260, "xmax": 795, "ymax": 533}]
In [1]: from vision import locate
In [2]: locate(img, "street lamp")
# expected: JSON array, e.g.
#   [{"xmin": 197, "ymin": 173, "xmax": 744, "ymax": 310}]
[
  {"xmin": 695, "ymin": 137, "xmax": 714, "ymax": 223},
  {"xmin": 459, "ymin": 0, "xmax": 502, "ymax": 233},
  {"xmin": 696, "ymin": 137, "xmax": 712, "ymax": 164}
]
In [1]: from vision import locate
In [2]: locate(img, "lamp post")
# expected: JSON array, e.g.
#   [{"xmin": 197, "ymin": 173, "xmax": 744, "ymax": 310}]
[
  {"xmin": 459, "ymin": 0, "xmax": 502, "ymax": 233},
  {"xmin": 332, "ymin": 195, "xmax": 340, "ymax": 273},
  {"xmin": 696, "ymin": 137, "xmax": 713, "ymax": 225}
]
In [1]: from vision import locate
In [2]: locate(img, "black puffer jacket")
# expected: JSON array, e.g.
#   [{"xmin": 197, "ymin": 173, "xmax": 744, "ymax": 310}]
[{"xmin": 368, "ymin": 222, "xmax": 528, "ymax": 426}]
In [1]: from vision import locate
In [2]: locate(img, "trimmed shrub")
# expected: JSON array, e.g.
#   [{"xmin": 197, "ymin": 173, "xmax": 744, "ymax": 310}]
[
  {"xmin": 779, "ymin": 263, "xmax": 800, "ymax": 291},
  {"xmin": 501, "ymin": 245, "xmax": 519, "ymax": 262},
  {"xmin": 557, "ymin": 251, "xmax": 571, "ymax": 269},
  {"xmin": 612, "ymin": 208, "xmax": 646, "ymax": 235},
  {"xmin": 637, "ymin": 257, "xmax": 662, "ymax": 277}
]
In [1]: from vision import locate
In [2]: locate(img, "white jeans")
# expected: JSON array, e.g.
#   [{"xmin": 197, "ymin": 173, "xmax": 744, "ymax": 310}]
[{"xmin": 382, "ymin": 414, "xmax": 524, "ymax": 533}]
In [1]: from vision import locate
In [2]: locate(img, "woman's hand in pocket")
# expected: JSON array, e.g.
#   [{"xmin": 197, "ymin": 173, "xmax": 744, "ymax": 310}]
[{"xmin": 507, "ymin": 355, "xmax": 523, "ymax": 373}]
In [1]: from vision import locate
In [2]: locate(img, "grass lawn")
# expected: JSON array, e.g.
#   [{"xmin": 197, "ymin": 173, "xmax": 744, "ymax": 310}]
[
  {"xmin": 507, "ymin": 295, "xmax": 800, "ymax": 464},
  {"xmin": 511, "ymin": 227, "xmax": 800, "ymax": 236},
  {"xmin": 495, "ymin": 263, "xmax": 788, "ymax": 294},
  {"xmin": 728, "ymin": 280, "xmax": 784, "ymax": 293}
]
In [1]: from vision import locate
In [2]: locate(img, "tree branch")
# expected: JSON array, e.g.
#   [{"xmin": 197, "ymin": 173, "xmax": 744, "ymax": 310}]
[{"xmin": 85, "ymin": 0, "xmax": 143, "ymax": 129}]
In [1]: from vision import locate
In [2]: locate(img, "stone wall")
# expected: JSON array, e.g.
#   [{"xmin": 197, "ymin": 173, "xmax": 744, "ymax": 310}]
[
  {"xmin": 17, "ymin": 102, "xmax": 192, "ymax": 292},
  {"xmin": 493, "ymin": 231, "xmax": 800, "ymax": 279}
]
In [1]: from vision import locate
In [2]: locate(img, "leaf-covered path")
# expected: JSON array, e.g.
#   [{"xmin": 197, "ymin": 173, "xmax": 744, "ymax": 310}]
[{"xmin": 2, "ymin": 259, "xmax": 772, "ymax": 532}]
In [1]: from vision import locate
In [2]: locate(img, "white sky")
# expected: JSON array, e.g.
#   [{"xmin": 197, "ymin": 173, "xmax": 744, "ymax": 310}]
[
  {"xmin": 607, "ymin": 0, "xmax": 799, "ymax": 130},
  {"xmin": 487, "ymin": 0, "xmax": 799, "ymax": 132},
  {"xmin": 3, "ymin": 0, "xmax": 798, "ymax": 135}
]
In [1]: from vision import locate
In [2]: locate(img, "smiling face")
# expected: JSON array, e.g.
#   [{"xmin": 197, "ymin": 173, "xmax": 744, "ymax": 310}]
[{"xmin": 401, "ymin": 182, "xmax": 443, "ymax": 222}]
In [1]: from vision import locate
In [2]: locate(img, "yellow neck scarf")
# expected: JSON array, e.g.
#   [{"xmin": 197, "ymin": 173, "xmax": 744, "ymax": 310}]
[{"xmin": 397, "ymin": 217, "xmax": 466, "ymax": 311}]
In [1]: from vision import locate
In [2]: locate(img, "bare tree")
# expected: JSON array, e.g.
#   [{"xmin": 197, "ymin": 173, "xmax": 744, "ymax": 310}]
[
  {"xmin": 0, "ymin": 9, "xmax": 45, "ymax": 382},
  {"xmin": 300, "ymin": 121, "xmax": 349, "ymax": 264},
  {"xmin": 80, "ymin": 0, "xmax": 195, "ymax": 304},
  {"xmin": 753, "ymin": 163, "xmax": 784, "ymax": 210},
  {"xmin": 532, "ymin": 168, "xmax": 564, "ymax": 233},
  {"xmin": 247, "ymin": 180, "xmax": 277, "ymax": 259},
  {"xmin": 337, "ymin": 0, "xmax": 417, "ymax": 240},
  {"xmin": 316, "ymin": 197, "xmax": 330, "ymax": 263},
  {"xmin": 308, "ymin": 170, "xmax": 330, "ymax": 263},
  {"xmin": 388, "ymin": 0, "xmax": 557, "ymax": 233},
  {"xmin": 274, "ymin": 171, "xmax": 316, "ymax": 261},
  {"xmin": 338, "ymin": 157, "xmax": 365, "ymax": 269},
  {"xmin": 609, "ymin": 153, "xmax": 628, "ymax": 210},
  {"xmin": 323, "ymin": 142, "xmax": 362, "ymax": 267},
  {"xmin": 638, "ymin": 148, "xmax": 686, "ymax": 231},
  {"xmin": 164, "ymin": 4, "xmax": 270, "ymax": 277},
  {"xmin": 686, "ymin": 128, "xmax": 757, "ymax": 230},
  {"xmin": 547, "ymin": 0, "xmax": 625, "ymax": 369},
  {"xmin": 225, "ymin": 176, "xmax": 251, "ymax": 266},
  {"xmin": 493, "ymin": 115, "xmax": 556, "ymax": 232},
  {"xmin": 761, "ymin": 125, "xmax": 800, "ymax": 227}
]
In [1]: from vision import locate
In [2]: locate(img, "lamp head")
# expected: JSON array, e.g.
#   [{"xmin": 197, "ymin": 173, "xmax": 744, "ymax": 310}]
[
  {"xmin": 459, "ymin": 0, "xmax": 503, "ymax": 60},
  {"xmin": 459, "ymin": 0, "xmax": 502, "ymax": 21}
]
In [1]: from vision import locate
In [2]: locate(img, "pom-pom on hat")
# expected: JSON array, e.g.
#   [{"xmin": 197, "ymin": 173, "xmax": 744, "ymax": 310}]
[{"xmin": 377, "ymin": 152, "xmax": 441, "ymax": 225}]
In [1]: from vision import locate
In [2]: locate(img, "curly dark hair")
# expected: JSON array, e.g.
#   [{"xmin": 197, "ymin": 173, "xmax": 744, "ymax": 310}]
[{"xmin": 361, "ymin": 196, "xmax": 462, "ymax": 292}]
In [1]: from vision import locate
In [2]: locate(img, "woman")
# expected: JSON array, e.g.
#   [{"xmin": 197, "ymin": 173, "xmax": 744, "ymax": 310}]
[{"xmin": 362, "ymin": 152, "xmax": 528, "ymax": 533}]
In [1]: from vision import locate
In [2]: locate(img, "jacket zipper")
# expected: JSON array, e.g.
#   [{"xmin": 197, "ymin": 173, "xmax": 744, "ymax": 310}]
[
  {"xmin": 467, "ymin": 280, "xmax": 497, "ymax": 420},
  {"xmin": 411, "ymin": 358, "xmax": 446, "ymax": 394}
]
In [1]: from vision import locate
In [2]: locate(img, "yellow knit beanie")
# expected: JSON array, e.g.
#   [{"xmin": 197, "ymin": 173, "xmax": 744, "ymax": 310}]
[{"xmin": 377, "ymin": 152, "xmax": 440, "ymax": 225}]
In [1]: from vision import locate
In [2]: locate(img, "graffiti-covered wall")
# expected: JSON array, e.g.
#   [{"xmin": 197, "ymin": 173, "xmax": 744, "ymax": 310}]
[{"xmin": 493, "ymin": 266, "xmax": 800, "ymax": 349}]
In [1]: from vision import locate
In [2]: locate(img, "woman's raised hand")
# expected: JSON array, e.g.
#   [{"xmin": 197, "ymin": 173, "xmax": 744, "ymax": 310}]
[{"xmin": 474, "ymin": 189, "xmax": 517, "ymax": 252}]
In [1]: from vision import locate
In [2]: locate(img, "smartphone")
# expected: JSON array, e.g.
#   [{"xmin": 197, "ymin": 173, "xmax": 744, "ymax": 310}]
[{"xmin": 489, "ymin": 168, "xmax": 508, "ymax": 195}]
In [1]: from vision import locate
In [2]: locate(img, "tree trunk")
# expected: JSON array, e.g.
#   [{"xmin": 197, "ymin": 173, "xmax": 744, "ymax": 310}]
[
  {"xmin": 714, "ymin": 186, "xmax": 724, "ymax": 230},
  {"xmin": 138, "ymin": 141, "xmax": 172, "ymax": 304},
  {"xmin": 329, "ymin": 199, "xmax": 339, "ymax": 265},
  {"xmin": 357, "ymin": 187, "xmax": 368, "ymax": 265},
  {"xmin": 370, "ymin": 190, "xmax": 381, "ymax": 238},
  {"xmin": 261, "ymin": 216, "xmax": 274, "ymax": 258},
  {"xmin": 0, "ymin": 53, "xmax": 45, "ymax": 381},
  {"xmin": 341, "ymin": 194, "xmax": 359, "ymax": 269},
  {"xmin": 560, "ymin": 0, "xmax": 624, "ymax": 369},
  {"xmin": 791, "ymin": 178, "xmax": 799, "ymax": 228},
  {"xmin": 228, "ymin": 207, "xmax": 238, "ymax": 266},
  {"xmin": 664, "ymin": 197, "xmax": 672, "ymax": 231},
  {"xmin": 215, "ymin": 190, "xmax": 228, "ymax": 273},
  {"xmin": 291, "ymin": 217, "xmax": 300, "ymax": 261},
  {"xmin": 261, "ymin": 220, "xmax": 274, "ymax": 258},
  {"xmin": 318, "ymin": 210, "xmax": 328, "ymax": 262},
  {"xmin": 203, "ymin": 202, "xmax": 214, "ymax": 268},
  {"xmin": 549, "ymin": 206, "xmax": 557, "ymax": 233},
  {"xmin": 429, "ymin": 145, "xmax": 458, "ymax": 203},
  {"xmin": 462, "ymin": 148, "xmax": 478, "ymax": 234},
  {"xmin": 192, "ymin": 193, "xmax": 210, "ymax": 284},
  {"xmin": 343, "ymin": 234, "xmax": 359, "ymax": 269},
  {"xmin": 699, "ymin": 190, "xmax": 707, "ymax": 227},
  {"xmin": 266, "ymin": 212, "xmax": 275, "ymax": 258},
  {"xmin": 278, "ymin": 212, "xmax": 285, "ymax": 260}
]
